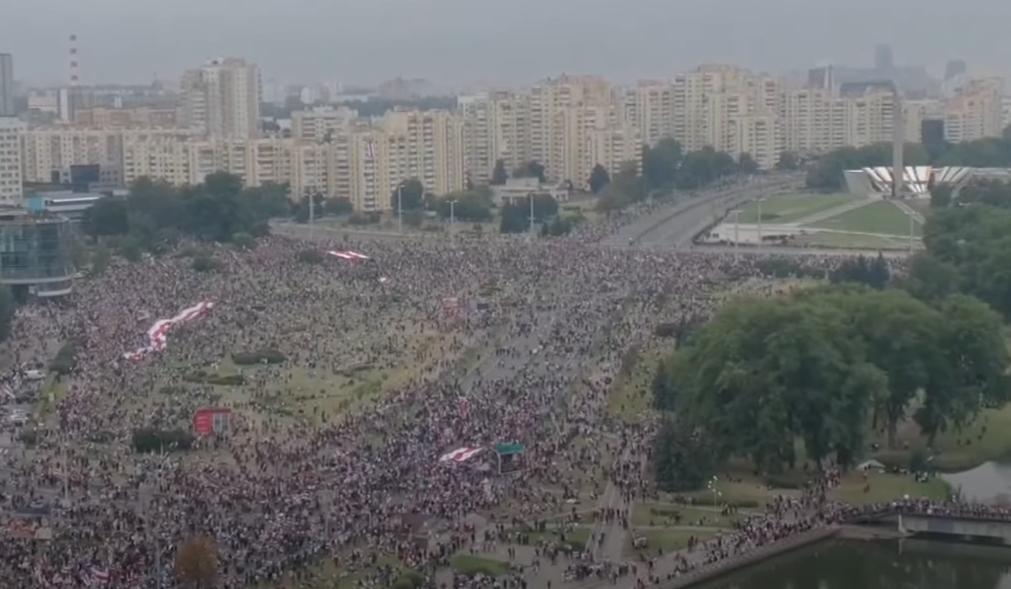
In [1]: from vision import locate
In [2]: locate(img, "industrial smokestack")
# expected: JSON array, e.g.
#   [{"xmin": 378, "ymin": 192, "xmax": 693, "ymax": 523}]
[{"xmin": 892, "ymin": 84, "xmax": 903, "ymax": 199}]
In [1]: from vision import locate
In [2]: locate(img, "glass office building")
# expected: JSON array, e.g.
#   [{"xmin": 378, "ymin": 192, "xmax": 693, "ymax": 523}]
[{"xmin": 0, "ymin": 209, "xmax": 74, "ymax": 298}]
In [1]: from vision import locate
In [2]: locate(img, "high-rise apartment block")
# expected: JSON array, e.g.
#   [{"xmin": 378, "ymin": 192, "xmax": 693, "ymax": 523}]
[
  {"xmin": 179, "ymin": 58, "xmax": 261, "ymax": 140},
  {"xmin": 0, "ymin": 54, "xmax": 14, "ymax": 117},
  {"xmin": 0, "ymin": 118, "xmax": 25, "ymax": 205},
  {"xmin": 943, "ymin": 78, "xmax": 1003, "ymax": 144}
]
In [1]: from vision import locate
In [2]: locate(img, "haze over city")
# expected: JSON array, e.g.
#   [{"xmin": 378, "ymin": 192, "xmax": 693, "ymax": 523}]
[
  {"xmin": 2, "ymin": 0, "xmax": 1011, "ymax": 86},
  {"xmin": 4, "ymin": 1, "xmax": 1011, "ymax": 588}
]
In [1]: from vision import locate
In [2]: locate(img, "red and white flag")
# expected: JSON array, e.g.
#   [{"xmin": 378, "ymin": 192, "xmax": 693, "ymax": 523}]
[
  {"xmin": 327, "ymin": 250, "xmax": 370, "ymax": 261},
  {"xmin": 124, "ymin": 301, "xmax": 215, "ymax": 361},
  {"xmin": 439, "ymin": 447, "xmax": 484, "ymax": 463},
  {"xmin": 84, "ymin": 566, "xmax": 110, "ymax": 586}
]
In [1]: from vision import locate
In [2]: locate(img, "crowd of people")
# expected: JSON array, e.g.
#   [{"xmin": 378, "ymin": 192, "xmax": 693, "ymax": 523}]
[{"xmin": 0, "ymin": 200, "xmax": 881, "ymax": 589}]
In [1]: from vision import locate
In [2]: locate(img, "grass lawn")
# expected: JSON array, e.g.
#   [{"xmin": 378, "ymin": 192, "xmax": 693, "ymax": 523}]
[
  {"xmin": 737, "ymin": 193, "xmax": 857, "ymax": 224},
  {"xmin": 607, "ymin": 347, "xmax": 662, "ymax": 423},
  {"xmin": 451, "ymin": 555, "xmax": 511, "ymax": 577},
  {"xmin": 631, "ymin": 502, "xmax": 744, "ymax": 528},
  {"xmin": 671, "ymin": 467, "xmax": 800, "ymax": 508},
  {"xmin": 871, "ymin": 404, "xmax": 1011, "ymax": 472},
  {"xmin": 810, "ymin": 201, "xmax": 922, "ymax": 236},
  {"xmin": 830, "ymin": 471, "xmax": 949, "ymax": 505},
  {"xmin": 794, "ymin": 231, "xmax": 916, "ymax": 250},
  {"xmin": 627, "ymin": 528, "xmax": 719, "ymax": 556}
]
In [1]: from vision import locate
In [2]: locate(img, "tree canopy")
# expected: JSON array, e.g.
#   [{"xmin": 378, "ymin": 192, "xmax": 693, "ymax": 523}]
[
  {"xmin": 436, "ymin": 187, "xmax": 494, "ymax": 222},
  {"xmin": 513, "ymin": 161, "xmax": 546, "ymax": 182},
  {"xmin": 391, "ymin": 178, "xmax": 425, "ymax": 211},
  {"xmin": 642, "ymin": 138, "xmax": 683, "ymax": 191},
  {"xmin": 588, "ymin": 164, "xmax": 610, "ymax": 194},
  {"xmin": 656, "ymin": 286, "xmax": 1009, "ymax": 476},
  {"xmin": 806, "ymin": 143, "xmax": 929, "ymax": 190},
  {"xmin": 87, "ymin": 174, "xmax": 288, "ymax": 251},
  {"xmin": 675, "ymin": 147, "xmax": 738, "ymax": 190},
  {"xmin": 491, "ymin": 159, "xmax": 508, "ymax": 185},
  {"xmin": 0, "ymin": 285, "xmax": 14, "ymax": 343}
]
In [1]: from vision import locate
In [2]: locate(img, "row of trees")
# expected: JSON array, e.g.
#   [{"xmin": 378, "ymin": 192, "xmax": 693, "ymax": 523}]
[
  {"xmin": 806, "ymin": 127, "xmax": 1011, "ymax": 190},
  {"xmin": 653, "ymin": 286, "xmax": 1008, "ymax": 488},
  {"xmin": 84, "ymin": 173, "xmax": 289, "ymax": 250}
]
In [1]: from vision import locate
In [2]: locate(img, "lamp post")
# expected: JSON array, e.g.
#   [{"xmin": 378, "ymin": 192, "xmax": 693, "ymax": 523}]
[
  {"xmin": 756, "ymin": 198, "xmax": 766, "ymax": 248},
  {"xmin": 528, "ymin": 193, "xmax": 535, "ymax": 241},
  {"xmin": 397, "ymin": 184, "xmax": 403, "ymax": 234},
  {"xmin": 449, "ymin": 200, "xmax": 457, "ymax": 241}
]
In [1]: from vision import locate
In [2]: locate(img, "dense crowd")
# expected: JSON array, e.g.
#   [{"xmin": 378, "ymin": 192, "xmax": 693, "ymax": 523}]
[{"xmin": 0, "ymin": 210, "xmax": 855, "ymax": 588}]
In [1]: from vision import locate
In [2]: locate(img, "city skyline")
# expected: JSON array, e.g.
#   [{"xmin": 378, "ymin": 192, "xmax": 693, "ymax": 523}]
[{"xmin": 1, "ymin": 0, "xmax": 1010, "ymax": 88}]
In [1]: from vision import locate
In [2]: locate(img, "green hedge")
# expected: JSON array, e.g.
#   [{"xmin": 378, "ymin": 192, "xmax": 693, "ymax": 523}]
[
  {"xmin": 131, "ymin": 428, "xmax": 194, "ymax": 453},
  {"xmin": 184, "ymin": 371, "xmax": 245, "ymax": 386},
  {"xmin": 231, "ymin": 348, "xmax": 286, "ymax": 365},
  {"xmin": 391, "ymin": 570, "xmax": 425, "ymax": 589}
]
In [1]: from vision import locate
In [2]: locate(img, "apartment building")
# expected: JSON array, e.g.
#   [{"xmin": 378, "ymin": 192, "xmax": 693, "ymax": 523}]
[
  {"xmin": 944, "ymin": 78, "xmax": 1003, "ymax": 144},
  {"xmin": 179, "ymin": 58, "xmax": 261, "ymax": 140},
  {"xmin": 290, "ymin": 107, "xmax": 357, "ymax": 143},
  {"xmin": 0, "ymin": 118, "xmax": 23, "ymax": 205},
  {"xmin": 75, "ymin": 107, "xmax": 178, "ymax": 129}
]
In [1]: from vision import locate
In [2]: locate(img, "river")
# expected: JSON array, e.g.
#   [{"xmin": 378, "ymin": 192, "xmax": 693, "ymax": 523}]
[
  {"xmin": 942, "ymin": 461, "xmax": 1011, "ymax": 503},
  {"xmin": 696, "ymin": 539, "xmax": 1011, "ymax": 589}
]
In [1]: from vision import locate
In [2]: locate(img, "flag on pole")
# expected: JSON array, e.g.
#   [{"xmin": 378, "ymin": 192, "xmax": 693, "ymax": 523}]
[{"xmin": 439, "ymin": 447, "xmax": 484, "ymax": 463}]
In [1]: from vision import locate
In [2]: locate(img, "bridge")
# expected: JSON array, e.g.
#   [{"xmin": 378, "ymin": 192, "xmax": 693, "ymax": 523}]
[{"xmin": 853, "ymin": 508, "xmax": 1011, "ymax": 544}]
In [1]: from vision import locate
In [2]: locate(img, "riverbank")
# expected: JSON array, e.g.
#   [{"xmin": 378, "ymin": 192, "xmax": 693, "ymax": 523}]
[{"xmin": 661, "ymin": 527, "xmax": 840, "ymax": 589}]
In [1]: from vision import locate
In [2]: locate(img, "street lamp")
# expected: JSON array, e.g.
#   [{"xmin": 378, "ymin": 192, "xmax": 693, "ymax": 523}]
[
  {"xmin": 449, "ymin": 200, "xmax": 458, "ymax": 241},
  {"xmin": 397, "ymin": 184, "xmax": 403, "ymax": 234},
  {"xmin": 528, "ymin": 193, "xmax": 536, "ymax": 241},
  {"xmin": 756, "ymin": 198, "xmax": 766, "ymax": 247}
]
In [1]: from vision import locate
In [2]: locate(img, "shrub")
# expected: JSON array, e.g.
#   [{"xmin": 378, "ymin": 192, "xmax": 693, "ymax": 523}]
[
  {"xmin": 131, "ymin": 428, "xmax": 194, "ymax": 453},
  {"xmin": 654, "ymin": 323, "xmax": 677, "ymax": 338},
  {"xmin": 231, "ymin": 348, "xmax": 286, "ymax": 365},
  {"xmin": 184, "ymin": 371, "xmax": 245, "ymax": 386},
  {"xmin": 296, "ymin": 249, "xmax": 323, "ymax": 265},
  {"xmin": 391, "ymin": 570, "xmax": 425, "ymax": 589},
  {"xmin": 348, "ymin": 212, "xmax": 381, "ymax": 226}
]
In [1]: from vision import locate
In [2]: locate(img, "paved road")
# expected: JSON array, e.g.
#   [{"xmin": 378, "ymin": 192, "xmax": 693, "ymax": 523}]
[{"xmin": 603, "ymin": 175, "xmax": 804, "ymax": 250}]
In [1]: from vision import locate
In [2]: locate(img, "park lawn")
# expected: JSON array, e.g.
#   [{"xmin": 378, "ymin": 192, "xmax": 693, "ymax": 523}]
[
  {"xmin": 671, "ymin": 467, "xmax": 801, "ymax": 508},
  {"xmin": 632, "ymin": 502, "xmax": 744, "ymax": 528},
  {"xmin": 513, "ymin": 526, "xmax": 593, "ymax": 550},
  {"xmin": 627, "ymin": 527, "xmax": 719, "ymax": 556},
  {"xmin": 451, "ymin": 555, "xmax": 511, "ymax": 577},
  {"xmin": 34, "ymin": 377, "xmax": 68, "ymax": 423},
  {"xmin": 829, "ymin": 471, "xmax": 949, "ymax": 506},
  {"xmin": 607, "ymin": 346, "xmax": 662, "ymax": 423},
  {"xmin": 872, "ymin": 404, "xmax": 1011, "ymax": 472},
  {"xmin": 794, "ymin": 231, "xmax": 915, "ymax": 250},
  {"xmin": 737, "ymin": 193, "xmax": 857, "ymax": 224},
  {"xmin": 810, "ymin": 201, "xmax": 923, "ymax": 236}
]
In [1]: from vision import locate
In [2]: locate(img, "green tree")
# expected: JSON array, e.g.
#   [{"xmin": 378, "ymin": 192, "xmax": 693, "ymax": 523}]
[
  {"xmin": 738, "ymin": 153, "xmax": 760, "ymax": 174},
  {"xmin": 514, "ymin": 161, "xmax": 546, "ymax": 182},
  {"xmin": 930, "ymin": 183, "xmax": 954, "ymax": 208},
  {"xmin": 437, "ymin": 188, "xmax": 494, "ymax": 222},
  {"xmin": 676, "ymin": 147, "xmax": 737, "ymax": 190},
  {"xmin": 900, "ymin": 254, "xmax": 960, "ymax": 302},
  {"xmin": 499, "ymin": 202, "xmax": 530, "ymax": 233},
  {"xmin": 491, "ymin": 159, "xmax": 508, "ymax": 185},
  {"xmin": 589, "ymin": 164, "xmax": 611, "ymax": 193},
  {"xmin": 323, "ymin": 197, "xmax": 353, "ymax": 216},
  {"xmin": 391, "ymin": 178, "xmax": 425, "ymax": 211},
  {"xmin": 82, "ymin": 197, "xmax": 129, "ymax": 237},
  {"xmin": 654, "ymin": 418, "xmax": 717, "ymax": 492},
  {"xmin": 806, "ymin": 143, "xmax": 929, "ymax": 190},
  {"xmin": 642, "ymin": 138, "xmax": 683, "ymax": 191},
  {"xmin": 917, "ymin": 296, "xmax": 1010, "ymax": 443},
  {"xmin": 0, "ymin": 285, "xmax": 14, "ymax": 343},
  {"xmin": 775, "ymin": 151, "xmax": 799, "ymax": 171}
]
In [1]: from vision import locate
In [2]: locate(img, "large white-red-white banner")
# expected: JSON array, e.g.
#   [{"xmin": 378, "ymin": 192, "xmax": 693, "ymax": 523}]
[
  {"xmin": 123, "ymin": 301, "xmax": 215, "ymax": 361},
  {"xmin": 439, "ymin": 447, "xmax": 484, "ymax": 463},
  {"xmin": 327, "ymin": 250, "xmax": 370, "ymax": 262}
]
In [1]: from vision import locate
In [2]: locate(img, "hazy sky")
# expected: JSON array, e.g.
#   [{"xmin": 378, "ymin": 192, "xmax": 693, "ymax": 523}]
[{"xmin": 1, "ymin": 0, "xmax": 1010, "ymax": 88}]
